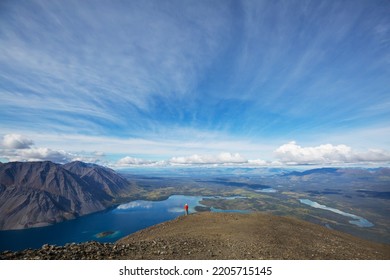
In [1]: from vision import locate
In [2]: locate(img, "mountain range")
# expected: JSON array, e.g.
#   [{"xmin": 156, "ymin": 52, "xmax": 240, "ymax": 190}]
[{"xmin": 0, "ymin": 161, "xmax": 133, "ymax": 230}]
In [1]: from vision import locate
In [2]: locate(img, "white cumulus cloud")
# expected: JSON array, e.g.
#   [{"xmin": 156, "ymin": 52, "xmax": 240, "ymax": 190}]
[
  {"xmin": 2, "ymin": 147, "xmax": 73, "ymax": 163},
  {"xmin": 117, "ymin": 156, "xmax": 156, "ymax": 166},
  {"xmin": 2, "ymin": 134, "xmax": 34, "ymax": 149},
  {"xmin": 0, "ymin": 134, "xmax": 104, "ymax": 164},
  {"xmin": 274, "ymin": 141, "xmax": 390, "ymax": 164},
  {"xmin": 169, "ymin": 152, "xmax": 247, "ymax": 165}
]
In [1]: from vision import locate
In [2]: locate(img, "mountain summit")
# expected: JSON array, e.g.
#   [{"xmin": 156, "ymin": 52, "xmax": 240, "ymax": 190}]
[
  {"xmin": 116, "ymin": 212, "xmax": 390, "ymax": 259},
  {"xmin": 63, "ymin": 161, "xmax": 130, "ymax": 197}
]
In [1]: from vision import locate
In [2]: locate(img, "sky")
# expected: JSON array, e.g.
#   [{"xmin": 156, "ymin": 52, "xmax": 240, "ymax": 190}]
[{"xmin": 0, "ymin": 0, "xmax": 390, "ymax": 167}]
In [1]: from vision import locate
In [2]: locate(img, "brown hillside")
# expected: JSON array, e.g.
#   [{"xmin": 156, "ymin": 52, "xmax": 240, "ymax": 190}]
[{"xmin": 117, "ymin": 212, "xmax": 390, "ymax": 259}]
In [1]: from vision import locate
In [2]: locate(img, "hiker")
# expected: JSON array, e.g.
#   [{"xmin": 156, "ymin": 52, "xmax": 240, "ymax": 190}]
[{"xmin": 184, "ymin": 203, "xmax": 189, "ymax": 215}]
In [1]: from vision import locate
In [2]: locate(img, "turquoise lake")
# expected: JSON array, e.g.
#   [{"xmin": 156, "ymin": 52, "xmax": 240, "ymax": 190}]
[
  {"xmin": 299, "ymin": 198, "xmax": 374, "ymax": 227},
  {"xmin": 0, "ymin": 195, "xmax": 246, "ymax": 252}
]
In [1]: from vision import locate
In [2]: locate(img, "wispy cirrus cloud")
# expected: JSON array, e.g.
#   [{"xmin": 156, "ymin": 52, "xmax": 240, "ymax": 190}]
[
  {"xmin": 1, "ymin": 1, "xmax": 389, "ymax": 164},
  {"xmin": 0, "ymin": 0, "xmax": 233, "ymax": 136}
]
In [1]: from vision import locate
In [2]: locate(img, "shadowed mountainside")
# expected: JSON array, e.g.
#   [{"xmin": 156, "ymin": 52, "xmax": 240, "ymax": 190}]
[
  {"xmin": 0, "ymin": 161, "xmax": 133, "ymax": 230},
  {"xmin": 63, "ymin": 161, "xmax": 131, "ymax": 197}
]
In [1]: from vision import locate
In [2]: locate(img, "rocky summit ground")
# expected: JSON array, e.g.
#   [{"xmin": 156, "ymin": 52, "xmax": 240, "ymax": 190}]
[{"xmin": 2, "ymin": 212, "xmax": 389, "ymax": 260}]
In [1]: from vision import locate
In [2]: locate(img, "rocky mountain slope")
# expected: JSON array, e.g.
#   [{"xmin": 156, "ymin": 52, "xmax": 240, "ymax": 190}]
[
  {"xmin": 63, "ymin": 161, "xmax": 131, "ymax": 197},
  {"xmin": 2, "ymin": 212, "xmax": 389, "ymax": 259},
  {"xmin": 0, "ymin": 161, "xmax": 132, "ymax": 230},
  {"xmin": 116, "ymin": 212, "xmax": 390, "ymax": 259}
]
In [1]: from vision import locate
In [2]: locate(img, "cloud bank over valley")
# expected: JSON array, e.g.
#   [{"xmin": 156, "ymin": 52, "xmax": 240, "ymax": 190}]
[{"xmin": 1, "ymin": 134, "xmax": 389, "ymax": 168}]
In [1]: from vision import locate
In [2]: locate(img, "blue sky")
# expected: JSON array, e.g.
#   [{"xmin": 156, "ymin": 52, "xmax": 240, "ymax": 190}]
[{"xmin": 1, "ymin": 0, "xmax": 389, "ymax": 167}]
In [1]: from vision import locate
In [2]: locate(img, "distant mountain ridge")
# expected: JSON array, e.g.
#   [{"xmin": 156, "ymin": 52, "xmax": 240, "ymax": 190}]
[
  {"xmin": 285, "ymin": 168, "xmax": 340, "ymax": 176},
  {"xmin": 285, "ymin": 167, "xmax": 390, "ymax": 177},
  {"xmin": 0, "ymin": 161, "xmax": 133, "ymax": 230}
]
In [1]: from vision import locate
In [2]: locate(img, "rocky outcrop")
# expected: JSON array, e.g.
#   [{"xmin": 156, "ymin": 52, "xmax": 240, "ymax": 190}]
[
  {"xmin": 0, "ymin": 161, "xmax": 131, "ymax": 230},
  {"xmin": 0, "ymin": 242, "xmax": 131, "ymax": 260}
]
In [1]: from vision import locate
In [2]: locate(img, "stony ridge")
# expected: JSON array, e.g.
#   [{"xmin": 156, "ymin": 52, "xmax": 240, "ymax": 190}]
[{"xmin": 2, "ymin": 212, "xmax": 389, "ymax": 260}]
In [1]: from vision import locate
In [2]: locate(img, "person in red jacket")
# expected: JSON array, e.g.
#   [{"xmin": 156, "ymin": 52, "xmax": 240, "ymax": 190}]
[{"xmin": 184, "ymin": 203, "xmax": 189, "ymax": 215}]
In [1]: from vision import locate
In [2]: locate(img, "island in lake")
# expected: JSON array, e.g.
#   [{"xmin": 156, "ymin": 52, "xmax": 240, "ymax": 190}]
[{"xmin": 95, "ymin": 231, "xmax": 116, "ymax": 238}]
